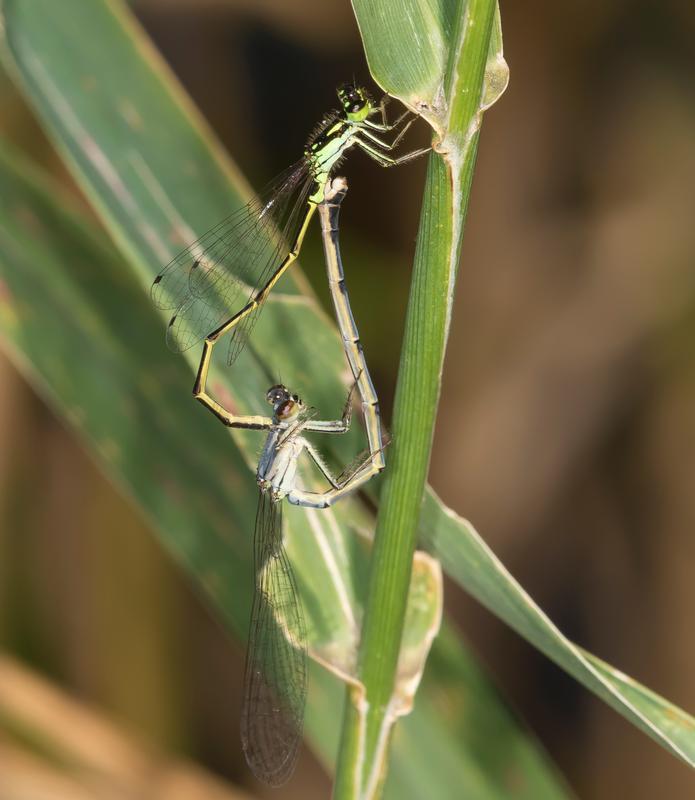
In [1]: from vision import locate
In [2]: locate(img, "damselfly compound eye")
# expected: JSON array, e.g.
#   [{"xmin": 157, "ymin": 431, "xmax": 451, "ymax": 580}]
[{"xmin": 266, "ymin": 384, "xmax": 290, "ymax": 406}]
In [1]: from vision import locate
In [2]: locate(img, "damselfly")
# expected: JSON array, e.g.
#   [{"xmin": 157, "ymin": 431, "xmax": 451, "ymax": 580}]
[
  {"xmin": 151, "ymin": 82, "xmax": 429, "ymax": 398},
  {"xmin": 234, "ymin": 381, "xmax": 381, "ymax": 786}
]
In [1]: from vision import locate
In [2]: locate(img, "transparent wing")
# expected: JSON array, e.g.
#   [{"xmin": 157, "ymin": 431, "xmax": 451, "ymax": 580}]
[
  {"xmin": 336, "ymin": 430, "xmax": 391, "ymax": 487},
  {"xmin": 240, "ymin": 492, "xmax": 307, "ymax": 787},
  {"xmin": 151, "ymin": 160, "xmax": 314, "ymax": 361}
]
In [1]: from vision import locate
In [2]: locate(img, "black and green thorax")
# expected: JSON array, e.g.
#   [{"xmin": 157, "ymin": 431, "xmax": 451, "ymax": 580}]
[{"xmin": 304, "ymin": 110, "xmax": 358, "ymax": 186}]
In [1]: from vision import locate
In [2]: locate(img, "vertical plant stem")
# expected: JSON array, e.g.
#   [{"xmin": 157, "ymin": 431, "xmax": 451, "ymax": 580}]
[{"xmin": 333, "ymin": 1, "xmax": 498, "ymax": 796}]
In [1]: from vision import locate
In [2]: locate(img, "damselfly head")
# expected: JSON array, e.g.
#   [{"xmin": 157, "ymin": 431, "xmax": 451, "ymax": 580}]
[
  {"xmin": 337, "ymin": 83, "xmax": 373, "ymax": 122},
  {"xmin": 266, "ymin": 384, "xmax": 303, "ymax": 421}
]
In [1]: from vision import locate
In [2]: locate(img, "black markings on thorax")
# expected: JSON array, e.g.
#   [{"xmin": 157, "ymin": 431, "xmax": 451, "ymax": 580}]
[{"xmin": 309, "ymin": 120, "xmax": 350, "ymax": 154}]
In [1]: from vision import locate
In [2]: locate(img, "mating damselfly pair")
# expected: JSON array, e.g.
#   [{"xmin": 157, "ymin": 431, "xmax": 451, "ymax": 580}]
[{"xmin": 152, "ymin": 82, "xmax": 428, "ymax": 786}]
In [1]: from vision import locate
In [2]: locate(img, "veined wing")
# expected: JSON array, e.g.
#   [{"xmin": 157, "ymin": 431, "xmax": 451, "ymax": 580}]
[
  {"xmin": 151, "ymin": 160, "xmax": 315, "ymax": 360},
  {"xmin": 241, "ymin": 491, "xmax": 307, "ymax": 786},
  {"xmin": 337, "ymin": 439, "xmax": 389, "ymax": 486}
]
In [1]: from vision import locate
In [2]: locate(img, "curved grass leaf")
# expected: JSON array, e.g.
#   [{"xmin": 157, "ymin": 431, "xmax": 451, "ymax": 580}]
[
  {"xmin": 352, "ymin": 0, "xmax": 508, "ymax": 136},
  {"xmin": 420, "ymin": 492, "xmax": 695, "ymax": 766}
]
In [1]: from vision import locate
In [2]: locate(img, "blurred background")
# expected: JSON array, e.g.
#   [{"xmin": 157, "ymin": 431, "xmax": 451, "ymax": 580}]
[{"xmin": 1, "ymin": 0, "xmax": 695, "ymax": 797}]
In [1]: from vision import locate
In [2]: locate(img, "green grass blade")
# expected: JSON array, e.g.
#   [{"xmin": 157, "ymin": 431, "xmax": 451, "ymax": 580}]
[
  {"xmin": 0, "ymin": 0, "xmax": 392, "ymax": 693},
  {"xmin": 351, "ymin": 0, "xmax": 454, "ymax": 111},
  {"xmin": 335, "ymin": 2, "xmax": 506, "ymax": 795},
  {"xmin": 352, "ymin": 0, "xmax": 508, "ymax": 136},
  {"xmin": 422, "ymin": 492, "xmax": 695, "ymax": 767},
  {"xmin": 352, "ymin": 0, "xmax": 695, "ymax": 775}
]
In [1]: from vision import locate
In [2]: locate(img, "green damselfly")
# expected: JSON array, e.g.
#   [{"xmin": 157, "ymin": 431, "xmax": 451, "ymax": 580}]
[{"xmin": 151, "ymin": 83, "xmax": 429, "ymax": 417}]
